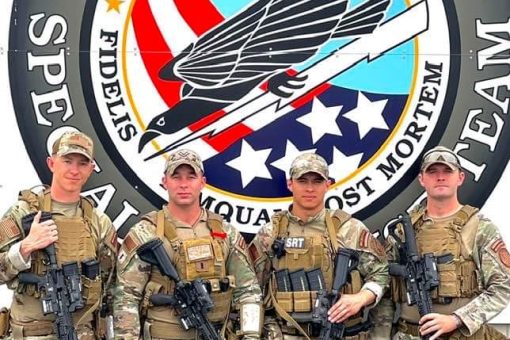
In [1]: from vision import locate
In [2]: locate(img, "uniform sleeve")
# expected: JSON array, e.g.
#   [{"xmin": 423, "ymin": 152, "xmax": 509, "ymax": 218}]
[
  {"xmin": 337, "ymin": 218, "xmax": 389, "ymax": 305},
  {"xmin": 453, "ymin": 219, "xmax": 510, "ymax": 336},
  {"xmin": 113, "ymin": 223, "xmax": 152, "ymax": 339},
  {"xmin": 247, "ymin": 223, "xmax": 274, "ymax": 295},
  {"xmin": 224, "ymin": 224, "xmax": 262, "ymax": 306},
  {"xmin": 0, "ymin": 201, "xmax": 31, "ymax": 284}
]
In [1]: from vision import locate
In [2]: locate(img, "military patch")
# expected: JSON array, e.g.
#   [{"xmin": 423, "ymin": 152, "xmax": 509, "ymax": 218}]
[
  {"xmin": 211, "ymin": 231, "xmax": 227, "ymax": 239},
  {"xmin": 359, "ymin": 229, "xmax": 371, "ymax": 248},
  {"xmin": 187, "ymin": 244, "xmax": 213, "ymax": 262},
  {"xmin": 237, "ymin": 235, "xmax": 247, "ymax": 250},
  {"xmin": 359, "ymin": 229, "xmax": 385, "ymax": 258},
  {"xmin": 118, "ymin": 249, "xmax": 127, "ymax": 265},
  {"xmin": 248, "ymin": 243, "xmax": 260, "ymax": 263},
  {"xmin": 491, "ymin": 238, "xmax": 510, "ymax": 268},
  {"xmin": 284, "ymin": 237, "xmax": 305, "ymax": 249},
  {"xmin": 109, "ymin": 230, "xmax": 118, "ymax": 250},
  {"xmin": 123, "ymin": 234, "xmax": 138, "ymax": 253},
  {"xmin": 0, "ymin": 218, "xmax": 20, "ymax": 243}
]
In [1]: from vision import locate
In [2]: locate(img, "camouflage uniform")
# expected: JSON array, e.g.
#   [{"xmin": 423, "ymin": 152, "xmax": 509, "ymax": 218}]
[
  {"xmin": 248, "ymin": 153, "xmax": 389, "ymax": 340},
  {"xmin": 0, "ymin": 132, "xmax": 118, "ymax": 339},
  {"xmin": 388, "ymin": 146, "xmax": 510, "ymax": 339},
  {"xmin": 389, "ymin": 208, "xmax": 510, "ymax": 340},
  {"xmin": 113, "ymin": 149, "xmax": 262, "ymax": 339},
  {"xmin": 113, "ymin": 208, "xmax": 262, "ymax": 339}
]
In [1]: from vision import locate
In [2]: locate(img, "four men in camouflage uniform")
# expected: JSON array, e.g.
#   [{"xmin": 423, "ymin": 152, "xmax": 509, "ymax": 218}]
[
  {"xmin": 2, "ymin": 137, "xmax": 508, "ymax": 339},
  {"xmin": 0, "ymin": 131, "xmax": 118, "ymax": 339},
  {"xmin": 113, "ymin": 149, "xmax": 263, "ymax": 339},
  {"xmin": 387, "ymin": 146, "xmax": 510, "ymax": 339},
  {"xmin": 248, "ymin": 153, "xmax": 389, "ymax": 339}
]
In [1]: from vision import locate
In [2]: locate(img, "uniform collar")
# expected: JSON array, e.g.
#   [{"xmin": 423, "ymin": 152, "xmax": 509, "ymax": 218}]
[{"xmin": 287, "ymin": 207, "xmax": 327, "ymax": 225}]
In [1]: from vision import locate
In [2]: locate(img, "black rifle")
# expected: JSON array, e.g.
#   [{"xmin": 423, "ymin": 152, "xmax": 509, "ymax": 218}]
[
  {"xmin": 312, "ymin": 248, "xmax": 359, "ymax": 339},
  {"xmin": 388, "ymin": 213, "xmax": 453, "ymax": 340},
  {"xmin": 18, "ymin": 212, "xmax": 84, "ymax": 340},
  {"xmin": 137, "ymin": 238, "xmax": 220, "ymax": 340}
]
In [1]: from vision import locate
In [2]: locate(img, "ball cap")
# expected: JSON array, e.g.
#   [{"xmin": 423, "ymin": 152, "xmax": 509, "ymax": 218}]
[
  {"xmin": 52, "ymin": 131, "xmax": 94, "ymax": 161},
  {"xmin": 289, "ymin": 153, "xmax": 329, "ymax": 180},
  {"xmin": 165, "ymin": 149, "xmax": 204, "ymax": 175},
  {"xmin": 421, "ymin": 146, "xmax": 461, "ymax": 172}
]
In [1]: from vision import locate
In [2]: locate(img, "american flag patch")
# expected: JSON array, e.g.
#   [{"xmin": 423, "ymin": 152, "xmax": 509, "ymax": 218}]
[{"xmin": 0, "ymin": 218, "xmax": 21, "ymax": 242}]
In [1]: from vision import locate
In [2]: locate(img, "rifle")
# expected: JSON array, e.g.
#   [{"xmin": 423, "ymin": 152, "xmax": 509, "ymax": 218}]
[
  {"xmin": 18, "ymin": 212, "xmax": 84, "ymax": 340},
  {"xmin": 312, "ymin": 248, "xmax": 360, "ymax": 339},
  {"xmin": 137, "ymin": 238, "xmax": 220, "ymax": 340},
  {"xmin": 388, "ymin": 213, "xmax": 453, "ymax": 340}
]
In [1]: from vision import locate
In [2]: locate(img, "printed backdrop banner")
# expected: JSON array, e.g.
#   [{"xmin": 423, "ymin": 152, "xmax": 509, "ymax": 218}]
[{"xmin": 0, "ymin": 0, "xmax": 509, "ymax": 323}]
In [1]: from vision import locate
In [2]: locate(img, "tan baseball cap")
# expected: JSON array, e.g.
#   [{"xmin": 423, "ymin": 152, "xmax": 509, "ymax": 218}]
[
  {"xmin": 165, "ymin": 149, "xmax": 204, "ymax": 175},
  {"xmin": 52, "ymin": 131, "xmax": 94, "ymax": 161},
  {"xmin": 421, "ymin": 146, "xmax": 461, "ymax": 172},
  {"xmin": 289, "ymin": 153, "xmax": 329, "ymax": 180}
]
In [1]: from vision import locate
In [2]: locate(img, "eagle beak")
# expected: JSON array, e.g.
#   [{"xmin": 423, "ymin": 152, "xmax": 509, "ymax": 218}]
[{"xmin": 138, "ymin": 130, "xmax": 161, "ymax": 153}]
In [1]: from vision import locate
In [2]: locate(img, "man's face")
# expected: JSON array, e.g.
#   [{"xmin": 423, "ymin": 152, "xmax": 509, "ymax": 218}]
[
  {"xmin": 418, "ymin": 163, "xmax": 465, "ymax": 201},
  {"xmin": 47, "ymin": 153, "xmax": 95, "ymax": 195},
  {"xmin": 162, "ymin": 164, "xmax": 205, "ymax": 208},
  {"xmin": 287, "ymin": 172, "xmax": 330, "ymax": 213}
]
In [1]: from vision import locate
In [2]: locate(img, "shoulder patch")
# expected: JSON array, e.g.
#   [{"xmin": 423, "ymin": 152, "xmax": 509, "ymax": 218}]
[
  {"xmin": 490, "ymin": 238, "xmax": 510, "ymax": 268},
  {"xmin": 0, "ymin": 217, "xmax": 22, "ymax": 247},
  {"xmin": 359, "ymin": 229, "xmax": 385, "ymax": 258},
  {"xmin": 248, "ymin": 243, "xmax": 260, "ymax": 263}
]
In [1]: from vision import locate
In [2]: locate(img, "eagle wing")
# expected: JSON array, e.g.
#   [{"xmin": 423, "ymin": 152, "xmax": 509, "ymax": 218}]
[{"xmin": 173, "ymin": 0, "xmax": 348, "ymax": 89}]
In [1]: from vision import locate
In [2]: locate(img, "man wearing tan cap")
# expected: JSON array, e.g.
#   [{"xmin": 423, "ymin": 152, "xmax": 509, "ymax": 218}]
[
  {"xmin": 114, "ymin": 148, "xmax": 263, "ymax": 339},
  {"xmin": 387, "ymin": 146, "xmax": 510, "ymax": 339},
  {"xmin": 0, "ymin": 130, "xmax": 118, "ymax": 339},
  {"xmin": 248, "ymin": 152, "xmax": 389, "ymax": 339}
]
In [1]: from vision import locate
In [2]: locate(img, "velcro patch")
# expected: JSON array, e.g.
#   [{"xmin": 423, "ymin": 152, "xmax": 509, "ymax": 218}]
[
  {"xmin": 187, "ymin": 244, "xmax": 213, "ymax": 261},
  {"xmin": 248, "ymin": 243, "xmax": 260, "ymax": 263},
  {"xmin": 123, "ymin": 234, "xmax": 138, "ymax": 253},
  {"xmin": 284, "ymin": 237, "xmax": 305, "ymax": 249},
  {"xmin": 491, "ymin": 238, "xmax": 510, "ymax": 268},
  {"xmin": 359, "ymin": 229, "xmax": 385, "ymax": 258},
  {"xmin": 0, "ymin": 218, "xmax": 21, "ymax": 243}
]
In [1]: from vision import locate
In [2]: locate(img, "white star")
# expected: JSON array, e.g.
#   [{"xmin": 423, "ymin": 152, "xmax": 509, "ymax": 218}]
[
  {"xmin": 270, "ymin": 140, "xmax": 316, "ymax": 176},
  {"xmin": 328, "ymin": 147, "xmax": 364, "ymax": 182},
  {"xmin": 296, "ymin": 98, "xmax": 343, "ymax": 144},
  {"xmin": 226, "ymin": 140, "xmax": 272, "ymax": 188},
  {"xmin": 343, "ymin": 92, "xmax": 389, "ymax": 139}
]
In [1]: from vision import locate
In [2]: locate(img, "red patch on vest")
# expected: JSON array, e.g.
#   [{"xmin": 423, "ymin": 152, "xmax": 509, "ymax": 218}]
[{"xmin": 211, "ymin": 231, "xmax": 227, "ymax": 239}]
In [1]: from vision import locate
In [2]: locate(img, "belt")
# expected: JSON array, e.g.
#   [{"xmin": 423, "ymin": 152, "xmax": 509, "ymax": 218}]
[{"xmin": 397, "ymin": 319, "xmax": 420, "ymax": 337}]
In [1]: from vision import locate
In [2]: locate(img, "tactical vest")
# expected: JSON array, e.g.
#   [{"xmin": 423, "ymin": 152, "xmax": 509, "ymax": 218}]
[
  {"xmin": 270, "ymin": 210, "xmax": 365, "ymax": 339},
  {"xmin": 9, "ymin": 189, "xmax": 103, "ymax": 337},
  {"xmin": 141, "ymin": 210, "xmax": 235, "ymax": 339},
  {"xmin": 395, "ymin": 205, "xmax": 482, "ymax": 322}
]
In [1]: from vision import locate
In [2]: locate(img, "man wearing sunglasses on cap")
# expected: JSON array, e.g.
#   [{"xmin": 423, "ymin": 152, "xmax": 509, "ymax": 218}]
[{"xmin": 388, "ymin": 146, "xmax": 510, "ymax": 340}]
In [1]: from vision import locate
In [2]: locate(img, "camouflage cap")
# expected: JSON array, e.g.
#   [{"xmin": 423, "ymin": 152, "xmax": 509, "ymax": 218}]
[
  {"xmin": 165, "ymin": 149, "xmax": 204, "ymax": 175},
  {"xmin": 289, "ymin": 153, "xmax": 329, "ymax": 180},
  {"xmin": 421, "ymin": 146, "xmax": 461, "ymax": 171},
  {"xmin": 52, "ymin": 131, "xmax": 94, "ymax": 160}
]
